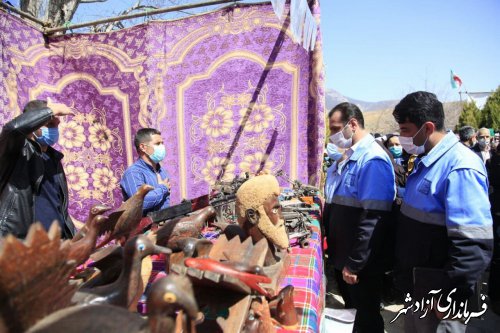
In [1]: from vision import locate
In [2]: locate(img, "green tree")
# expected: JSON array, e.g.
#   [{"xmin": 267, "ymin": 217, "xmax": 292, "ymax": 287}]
[
  {"xmin": 480, "ymin": 86, "xmax": 500, "ymax": 130},
  {"xmin": 456, "ymin": 100, "xmax": 481, "ymax": 131}
]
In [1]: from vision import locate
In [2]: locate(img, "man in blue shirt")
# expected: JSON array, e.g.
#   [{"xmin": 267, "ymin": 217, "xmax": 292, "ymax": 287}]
[
  {"xmin": 120, "ymin": 128, "xmax": 170, "ymax": 216},
  {"xmin": 393, "ymin": 91, "xmax": 493, "ymax": 332},
  {"xmin": 324, "ymin": 103, "xmax": 395, "ymax": 333}
]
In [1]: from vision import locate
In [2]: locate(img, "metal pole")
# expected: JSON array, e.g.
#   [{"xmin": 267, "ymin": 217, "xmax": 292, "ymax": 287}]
[
  {"xmin": 0, "ymin": 1, "xmax": 48, "ymax": 27},
  {"xmin": 44, "ymin": 0, "xmax": 242, "ymax": 35}
]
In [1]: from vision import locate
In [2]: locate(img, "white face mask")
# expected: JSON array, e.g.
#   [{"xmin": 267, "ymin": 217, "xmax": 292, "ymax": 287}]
[
  {"xmin": 326, "ymin": 143, "xmax": 344, "ymax": 162},
  {"xmin": 399, "ymin": 124, "xmax": 428, "ymax": 155},
  {"xmin": 329, "ymin": 123, "xmax": 353, "ymax": 149}
]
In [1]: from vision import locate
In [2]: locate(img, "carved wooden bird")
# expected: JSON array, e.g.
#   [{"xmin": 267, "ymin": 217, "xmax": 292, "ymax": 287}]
[
  {"xmin": 72, "ymin": 204, "xmax": 112, "ymax": 242},
  {"xmin": 26, "ymin": 275, "xmax": 200, "ymax": 333},
  {"xmin": 72, "ymin": 235, "xmax": 171, "ymax": 310},
  {"xmin": 63, "ymin": 215, "xmax": 109, "ymax": 266},
  {"xmin": 269, "ymin": 285, "xmax": 298, "ymax": 327},
  {"xmin": 155, "ymin": 205, "xmax": 216, "ymax": 249},
  {"xmin": 97, "ymin": 184, "xmax": 154, "ymax": 248},
  {"xmin": 78, "ymin": 245, "xmax": 123, "ymax": 289}
]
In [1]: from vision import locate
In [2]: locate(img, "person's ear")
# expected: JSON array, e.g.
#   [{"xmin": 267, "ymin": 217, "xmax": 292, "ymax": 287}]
[
  {"xmin": 246, "ymin": 208, "xmax": 260, "ymax": 225},
  {"xmin": 350, "ymin": 118, "xmax": 358, "ymax": 133},
  {"xmin": 425, "ymin": 122, "xmax": 436, "ymax": 135}
]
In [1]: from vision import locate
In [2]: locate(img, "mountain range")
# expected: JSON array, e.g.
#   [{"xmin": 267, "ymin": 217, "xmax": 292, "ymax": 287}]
[{"xmin": 325, "ymin": 89, "xmax": 399, "ymax": 112}]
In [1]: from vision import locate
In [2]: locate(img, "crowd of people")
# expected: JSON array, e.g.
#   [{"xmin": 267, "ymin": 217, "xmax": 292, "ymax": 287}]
[
  {"xmin": 1, "ymin": 92, "xmax": 499, "ymax": 333},
  {"xmin": 323, "ymin": 91, "xmax": 499, "ymax": 332}
]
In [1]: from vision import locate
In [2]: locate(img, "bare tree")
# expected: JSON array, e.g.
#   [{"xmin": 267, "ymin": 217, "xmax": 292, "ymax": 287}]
[
  {"xmin": 21, "ymin": 0, "xmax": 108, "ymax": 27},
  {"xmin": 19, "ymin": 0, "xmax": 188, "ymax": 29},
  {"xmin": 90, "ymin": 1, "xmax": 157, "ymax": 32}
]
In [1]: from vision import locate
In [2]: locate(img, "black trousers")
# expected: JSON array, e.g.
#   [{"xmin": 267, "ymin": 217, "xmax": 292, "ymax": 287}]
[
  {"xmin": 489, "ymin": 201, "xmax": 500, "ymax": 302},
  {"xmin": 334, "ymin": 269, "xmax": 384, "ymax": 333}
]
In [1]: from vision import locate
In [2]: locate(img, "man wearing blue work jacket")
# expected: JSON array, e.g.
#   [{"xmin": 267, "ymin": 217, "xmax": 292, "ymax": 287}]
[
  {"xmin": 393, "ymin": 91, "xmax": 493, "ymax": 332},
  {"xmin": 325, "ymin": 102, "xmax": 396, "ymax": 333}
]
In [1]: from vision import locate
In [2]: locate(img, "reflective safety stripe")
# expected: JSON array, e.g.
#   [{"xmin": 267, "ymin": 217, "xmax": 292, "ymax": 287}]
[
  {"xmin": 448, "ymin": 225, "xmax": 493, "ymax": 240},
  {"xmin": 333, "ymin": 195, "xmax": 361, "ymax": 208},
  {"xmin": 400, "ymin": 202, "xmax": 445, "ymax": 226},
  {"xmin": 361, "ymin": 199, "xmax": 393, "ymax": 211},
  {"xmin": 333, "ymin": 195, "xmax": 392, "ymax": 211}
]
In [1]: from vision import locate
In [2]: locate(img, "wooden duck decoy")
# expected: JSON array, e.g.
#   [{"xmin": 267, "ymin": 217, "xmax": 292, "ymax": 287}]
[
  {"xmin": 26, "ymin": 275, "xmax": 201, "ymax": 333},
  {"xmin": 72, "ymin": 204, "xmax": 111, "ymax": 242},
  {"xmin": 72, "ymin": 235, "xmax": 171, "ymax": 310},
  {"xmin": 62, "ymin": 215, "xmax": 108, "ymax": 266},
  {"xmin": 97, "ymin": 184, "xmax": 154, "ymax": 248},
  {"xmin": 0, "ymin": 223, "xmax": 77, "ymax": 333},
  {"xmin": 155, "ymin": 206, "xmax": 216, "ymax": 249}
]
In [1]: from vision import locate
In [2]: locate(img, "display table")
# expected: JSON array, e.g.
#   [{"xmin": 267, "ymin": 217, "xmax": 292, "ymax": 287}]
[
  {"xmin": 138, "ymin": 216, "xmax": 325, "ymax": 333},
  {"xmin": 277, "ymin": 217, "xmax": 324, "ymax": 333}
]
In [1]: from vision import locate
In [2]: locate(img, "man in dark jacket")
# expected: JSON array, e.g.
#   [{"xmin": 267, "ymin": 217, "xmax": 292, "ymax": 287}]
[{"xmin": 0, "ymin": 99, "xmax": 75, "ymax": 239}]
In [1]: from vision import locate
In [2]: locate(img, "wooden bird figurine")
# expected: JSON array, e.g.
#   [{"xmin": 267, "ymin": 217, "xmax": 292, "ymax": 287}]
[
  {"xmin": 26, "ymin": 275, "xmax": 200, "ymax": 333},
  {"xmin": 72, "ymin": 235, "xmax": 171, "ymax": 310},
  {"xmin": 97, "ymin": 184, "xmax": 154, "ymax": 248},
  {"xmin": 0, "ymin": 223, "xmax": 77, "ymax": 333},
  {"xmin": 155, "ymin": 206, "xmax": 216, "ymax": 249},
  {"xmin": 72, "ymin": 204, "xmax": 111, "ymax": 242},
  {"xmin": 63, "ymin": 215, "xmax": 108, "ymax": 266},
  {"xmin": 269, "ymin": 285, "xmax": 298, "ymax": 327},
  {"xmin": 77, "ymin": 245, "xmax": 124, "ymax": 289}
]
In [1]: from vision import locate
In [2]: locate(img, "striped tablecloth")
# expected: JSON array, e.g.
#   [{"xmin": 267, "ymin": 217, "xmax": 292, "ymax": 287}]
[{"xmin": 277, "ymin": 218, "xmax": 324, "ymax": 333}]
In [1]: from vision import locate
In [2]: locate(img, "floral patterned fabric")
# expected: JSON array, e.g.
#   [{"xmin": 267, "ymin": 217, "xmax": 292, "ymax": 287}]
[{"xmin": 0, "ymin": 2, "xmax": 325, "ymax": 227}]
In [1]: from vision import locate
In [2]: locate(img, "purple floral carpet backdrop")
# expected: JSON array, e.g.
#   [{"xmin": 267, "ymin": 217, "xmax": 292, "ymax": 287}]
[{"xmin": 0, "ymin": 2, "xmax": 325, "ymax": 228}]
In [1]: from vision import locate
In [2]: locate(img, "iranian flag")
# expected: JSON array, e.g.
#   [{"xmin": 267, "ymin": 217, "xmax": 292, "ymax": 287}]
[{"xmin": 450, "ymin": 70, "xmax": 463, "ymax": 89}]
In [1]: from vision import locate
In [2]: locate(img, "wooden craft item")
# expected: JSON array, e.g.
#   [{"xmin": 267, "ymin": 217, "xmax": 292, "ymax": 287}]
[
  {"xmin": 0, "ymin": 223, "xmax": 77, "ymax": 333},
  {"xmin": 167, "ymin": 238, "xmax": 213, "ymax": 269},
  {"xmin": 269, "ymin": 285, "xmax": 298, "ymax": 327},
  {"xmin": 63, "ymin": 215, "xmax": 108, "ymax": 266},
  {"xmin": 96, "ymin": 184, "xmax": 154, "ymax": 248},
  {"xmin": 155, "ymin": 206, "xmax": 216, "ymax": 249},
  {"xmin": 72, "ymin": 204, "xmax": 111, "ymax": 242},
  {"xmin": 73, "ymin": 235, "xmax": 171, "ymax": 310},
  {"xmin": 26, "ymin": 275, "xmax": 200, "ymax": 333},
  {"xmin": 78, "ymin": 245, "xmax": 123, "ymax": 288},
  {"xmin": 184, "ymin": 258, "xmax": 271, "ymax": 297},
  {"xmin": 242, "ymin": 297, "xmax": 275, "ymax": 333}
]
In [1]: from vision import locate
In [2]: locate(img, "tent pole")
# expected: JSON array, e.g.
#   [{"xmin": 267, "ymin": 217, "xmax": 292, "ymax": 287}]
[{"xmin": 44, "ymin": 0, "xmax": 242, "ymax": 35}]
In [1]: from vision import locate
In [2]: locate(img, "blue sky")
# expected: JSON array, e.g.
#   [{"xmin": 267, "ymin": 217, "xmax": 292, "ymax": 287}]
[
  {"xmin": 9, "ymin": 0, "xmax": 500, "ymax": 102},
  {"xmin": 322, "ymin": 0, "xmax": 500, "ymax": 102}
]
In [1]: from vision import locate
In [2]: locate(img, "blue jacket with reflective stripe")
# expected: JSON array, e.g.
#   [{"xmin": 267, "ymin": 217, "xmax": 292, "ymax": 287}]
[
  {"xmin": 328, "ymin": 134, "xmax": 396, "ymax": 273},
  {"xmin": 395, "ymin": 132, "xmax": 493, "ymax": 299}
]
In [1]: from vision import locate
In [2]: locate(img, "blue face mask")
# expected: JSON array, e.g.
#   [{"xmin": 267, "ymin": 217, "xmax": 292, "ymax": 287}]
[
  {"xmin": 148, "ymin": 144, "xmax": 166, "ymax": 164},
  {"xmin": 389, "ymin": 146, "xmax": 403, "ymax": 158},
  {"xmin": 326, "ymin": 143, "xmax": 343, "ymax": 162},
  {"xmin": 35, "ymin": 127, "xmax": 59, "ymax": 146}
]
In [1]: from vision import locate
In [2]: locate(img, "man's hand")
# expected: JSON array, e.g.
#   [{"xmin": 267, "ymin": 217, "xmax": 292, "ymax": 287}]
[
  {"xmin": 159, "ymin": 177, "xmax": 171, "ymax": 190},
  {"xmin": 342, "ymin": 267, "xmax": 359, "ymax": 285},
  {"xmin": 47, "ymin": 97, "xmax": 74, "ymax": 117}
]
